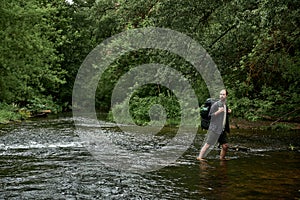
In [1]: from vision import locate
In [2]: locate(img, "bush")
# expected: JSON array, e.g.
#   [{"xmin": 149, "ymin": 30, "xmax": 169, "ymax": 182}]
[
  {"xmin": 26, "ymin": 96, "xmax": 62, "ymax": 114},
  {"xmin": 108, "ymin": 93, "xmax": 199, "ymax": 126},
  {"xmin": 0, "ymin": 103, "xmax": 30, "ymax": 123},
  {"xmin": 227, "ymin": 86, "xmax": 300, "ymax": 122}
]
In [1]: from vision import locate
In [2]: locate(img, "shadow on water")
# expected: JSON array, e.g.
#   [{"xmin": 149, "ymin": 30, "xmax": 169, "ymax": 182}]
[{"xmin": 0, "ymin": 116, "xmax": 299, "ymax": 199}]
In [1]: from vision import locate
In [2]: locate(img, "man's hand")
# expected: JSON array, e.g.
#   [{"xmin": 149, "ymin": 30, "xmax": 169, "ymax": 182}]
[{"xmin": 215, "ymin": 107, "xmax": 224, "ymax": 115}]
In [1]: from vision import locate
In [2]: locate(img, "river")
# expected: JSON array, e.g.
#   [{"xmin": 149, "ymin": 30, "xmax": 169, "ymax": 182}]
[{"xmin": 0, "ymin": 116, "xmax": 299, "ymax": 199}]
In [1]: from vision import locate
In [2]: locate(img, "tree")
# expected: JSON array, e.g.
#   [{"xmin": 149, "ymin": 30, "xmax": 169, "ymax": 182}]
[{"xmin": 0, "ymin": 0, "xmax": 67, "ymax": 112}]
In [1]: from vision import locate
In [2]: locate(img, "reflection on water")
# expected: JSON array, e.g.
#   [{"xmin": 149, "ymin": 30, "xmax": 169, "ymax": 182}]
[{"xmin": 0, "ymin": 117, "xmax": 299, "ymax": 199}]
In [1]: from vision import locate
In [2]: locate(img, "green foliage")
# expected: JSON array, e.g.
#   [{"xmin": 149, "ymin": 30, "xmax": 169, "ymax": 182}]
[
  {"xmin": 81, "ymin": 0, "xmax": 300, "ymax": 123},
  {"xmin": 26, "ymin": 96, "xmax": 62, "ymax": 114},
  {"xmin": 0, "ymin": 0, "xmax": 67, "ymax": 105},
  {"xmin": 0, "ymin": 0, "xmax": 299, "ymax": 124},
  {"xmin": 0, "ymin": 103, "xmax": 30, "ymax": 123},
  {"xmin": 56, "ymin": 0, "xmax": 96, "ymax": 108},
  {"xmin": 213, "ymin": 0, "xmax": 300, "ymax": 121},
  {"xmin": 108, "ymin": 86, "xmax": 182, "ymax": 126},
  {"xmin": 108, "ymin": 91, "xmax": 200, "ymax": 126},
  {"xmin": 228, "ymin": 85, "xmax": 300, "ymax": 121}
]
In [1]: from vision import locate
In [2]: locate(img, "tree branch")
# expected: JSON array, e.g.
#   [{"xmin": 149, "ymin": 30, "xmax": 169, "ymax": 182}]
[{"xmin": 209, "ymin": 23, "xmax": 237, "ymax": 49}]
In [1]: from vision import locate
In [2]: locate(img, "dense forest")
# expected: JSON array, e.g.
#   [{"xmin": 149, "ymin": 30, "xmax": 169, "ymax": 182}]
[{"xmin": 0, "ymin": 0, "xmax": 299, "ymax": 124}]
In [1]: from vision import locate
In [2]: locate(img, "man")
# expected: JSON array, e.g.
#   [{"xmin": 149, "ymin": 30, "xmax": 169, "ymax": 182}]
[{"xmin": 197, "ymin": 89, "xmax": 231, "ymax": 161}]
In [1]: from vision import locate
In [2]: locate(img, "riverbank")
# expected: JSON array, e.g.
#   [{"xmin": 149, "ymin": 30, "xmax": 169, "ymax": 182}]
[
  {"xmin": 1, "ymin": 110, "xmax": 299, "ymax": 131},
  {"xmin": 0, "ymin": 102, "xmax": 55, "ymax": 124},
  {"xmin": 230, "ymin": 118, "xmax": 300, "ymax": 130}
]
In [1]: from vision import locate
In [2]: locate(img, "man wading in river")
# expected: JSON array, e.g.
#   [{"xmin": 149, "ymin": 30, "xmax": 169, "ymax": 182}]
[{"xmin": 197, "ymin": 89, "xmax": 231, "ymax": 161}]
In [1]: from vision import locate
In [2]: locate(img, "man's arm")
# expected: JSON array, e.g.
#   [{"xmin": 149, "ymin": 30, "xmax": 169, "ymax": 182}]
[{"xmin": 208, "ymin": 102, "xmax": 220, "ymax": 117}]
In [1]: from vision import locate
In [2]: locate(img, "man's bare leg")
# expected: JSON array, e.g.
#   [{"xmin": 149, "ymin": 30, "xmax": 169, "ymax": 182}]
[
  {"xmin": 220, "ymin": 143, "xmax": 229, "ymax": 160},
  {"xmin": 197, "ymin": 143, "xmax": 210, "ymax": 161}
]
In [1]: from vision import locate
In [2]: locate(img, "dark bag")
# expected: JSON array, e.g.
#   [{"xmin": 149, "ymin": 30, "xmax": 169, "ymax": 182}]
[{"xmin": 200, "ymin": 98, "xmax": 217, "ymax": 130}]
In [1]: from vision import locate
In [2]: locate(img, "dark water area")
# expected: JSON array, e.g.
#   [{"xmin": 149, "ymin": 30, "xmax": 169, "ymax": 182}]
[{"xmin": 0, "ymin": 116, "xmax": 299, "ymax": 199}]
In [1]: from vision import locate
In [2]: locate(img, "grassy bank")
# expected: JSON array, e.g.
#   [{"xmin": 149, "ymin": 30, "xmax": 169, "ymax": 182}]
[
  {"xmin": 230, "ymin": 118, "xmax": 300, "ymax": 130},
  {"xmin": 0, "ymin": 103, "xmax": 55, "ymax": 124},
  {"xmin": 0, "ymin": 104, "xmax": 30, "ymax": 124}
]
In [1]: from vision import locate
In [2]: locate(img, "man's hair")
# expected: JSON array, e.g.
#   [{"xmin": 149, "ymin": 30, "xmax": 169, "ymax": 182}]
[{"xmin": 221, "ymin": 89, "xmax": 228, "ymax": 96}]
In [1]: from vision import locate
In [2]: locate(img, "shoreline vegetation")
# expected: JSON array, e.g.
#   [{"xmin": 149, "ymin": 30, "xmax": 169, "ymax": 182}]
[
  {"xmin": 0, "ymin": 103, "xmax": 55, "ymax": 124},
  {"xmin": 230, "ymin": 118, "xmax": 300, "ymax": 131},
  {"xmin": 1, "ymin": 107, "xmax": 299, "ymax": 131}
]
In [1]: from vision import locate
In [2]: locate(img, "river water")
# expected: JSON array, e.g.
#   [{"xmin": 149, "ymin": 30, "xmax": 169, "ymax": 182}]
[{"xmin": 0, "ymin": 116, "xmax": 299, "ymax": 199}]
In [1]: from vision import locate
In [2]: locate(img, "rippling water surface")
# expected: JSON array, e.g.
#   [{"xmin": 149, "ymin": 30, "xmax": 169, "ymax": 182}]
[{"xmin": 0, "ymin": 116, "xmax": 299, "ymax": 199}]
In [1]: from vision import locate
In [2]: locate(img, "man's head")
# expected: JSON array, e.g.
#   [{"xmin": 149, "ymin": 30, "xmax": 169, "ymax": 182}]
[{"xmin": 219, "ymin": 89, "xmax": 228, "ymax": 102}]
